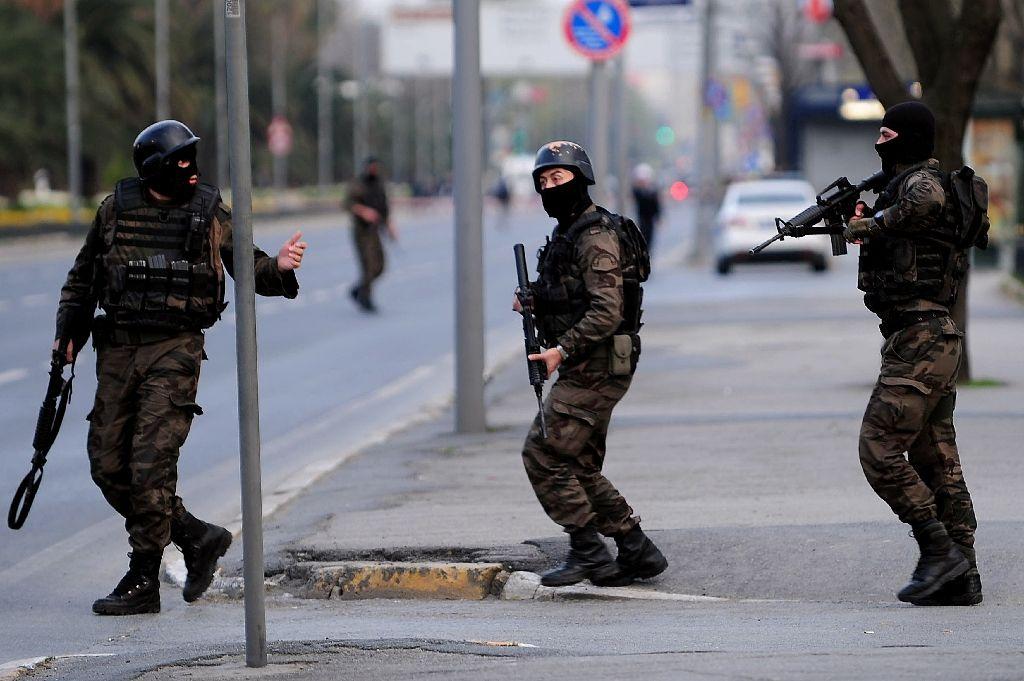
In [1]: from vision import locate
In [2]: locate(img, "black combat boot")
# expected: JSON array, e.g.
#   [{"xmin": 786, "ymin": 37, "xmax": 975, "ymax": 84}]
[
  {"xmin": 614, "ymin": 525, "xmax": 669, "ymax": 580},
  {"xmin": 897, "ymin": 519, "xmax": 969, "ymax": 604},
  {"xmin": 92, "ymin": 551, "xmax": 162, "ymax": 616},
  {"xmin": 541, "ymin": 527, "xmax": 632, "ymax": 587},
  {"xmin": 915, "ymin": 568, "xmax": 983, "ymax": 606},
  {"xmin": 171, "ymin": 513, "xmax": 232, "ymax": 603}
]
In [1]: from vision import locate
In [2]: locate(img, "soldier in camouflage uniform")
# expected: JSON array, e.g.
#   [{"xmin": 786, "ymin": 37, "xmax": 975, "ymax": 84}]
[
  {"xmin": 346, "ymin": 156, "xmax": 396, "ymax": 313},
  {"xmin": 514, "ymin": 141, "xmax": 667, "ymax": 587},
  {"xmin": 843, "ymin": 102, "xmax": 980, "ymax": 606},
  {"xmin": 54, "ymin": 120, "xmax": 307, "ymax": 615}
]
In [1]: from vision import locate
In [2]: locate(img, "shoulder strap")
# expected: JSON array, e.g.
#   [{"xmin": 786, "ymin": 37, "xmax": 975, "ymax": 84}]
[
  {"xmin": 566, "ymin": 210, "xmax": 610, "ymax": 242},
  {"xmin": 114, "ymin": 177, "xmax": 147, "ymax": 214}
]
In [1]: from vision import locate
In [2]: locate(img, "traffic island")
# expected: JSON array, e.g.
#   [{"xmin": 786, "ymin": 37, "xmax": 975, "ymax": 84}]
[{"xmin": 299, "ymin": 561, "xmax": 506, "ymax": 600}]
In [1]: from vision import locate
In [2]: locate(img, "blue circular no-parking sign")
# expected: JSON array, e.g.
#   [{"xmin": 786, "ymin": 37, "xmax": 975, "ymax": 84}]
[{"xmin": 563, "ymin": 0, "xmax": 632, "ymax": 61}]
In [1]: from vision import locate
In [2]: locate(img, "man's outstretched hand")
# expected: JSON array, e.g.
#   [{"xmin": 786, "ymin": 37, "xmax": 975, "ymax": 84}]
[{"xmin": 277, "ymin": 231, "xmax": 307, "ymax": 272}]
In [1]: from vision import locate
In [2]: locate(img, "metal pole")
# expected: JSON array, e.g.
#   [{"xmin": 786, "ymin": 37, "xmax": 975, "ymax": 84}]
[
  {"xmin": 223, "ymin": 0, "xmax": 267, "ymax": 668},
  {"xmin": 453, "ymin": 0, "xmax": 485, "ymax": 433},
  {"xmin": 214, "ymin": 0, "xmax": 229, "ymax": 187},
  {"xmin": 271, "ymin": 9, "xmax": 287, "ymax": 190},
  {"xmin": 694, "ymin": 0, "xmax": 718, "ymax": 263},
  {"xmin": 155, "ymin": 0, "xmax": 170, "ymax": 119},
  {"xmin": 317, "ymin": 0, "xmax": 333, "ymax": 192},
  {"xmin": 611, "ymin": 54, "xmax": 629, "ymax": 214},
  {"xmin": 63, "ymin": 0, "xmax": 82, "ymax": 221},
  {"xmin": 587, "ymin": 60, "xmax": 611, "ymax": 206},
  {"xmin": 352, "ymin": 20, "xmax": 369, "ymax": 178}
]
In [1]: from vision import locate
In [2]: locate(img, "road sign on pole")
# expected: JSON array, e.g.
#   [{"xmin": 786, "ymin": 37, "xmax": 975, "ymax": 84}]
[{"xmin": 563, "ymin": 0, "xmax": 632, "ymax": 62}]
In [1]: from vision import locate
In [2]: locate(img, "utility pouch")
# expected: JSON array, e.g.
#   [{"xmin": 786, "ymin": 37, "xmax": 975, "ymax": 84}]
[
  {"xmin": 609, "ymin": 334, "xmax": 633, "ymax": 376},
  {"xmin": 144, "ymin": 255, "xmax": 169, "ymax": 310},
  {"xmin": 167, "ymin": 260, "xmax": 191, "ymax": 312},
  {"xmin": 124, "ymin": 260, "xmax": 147, "ymax": 311},
  {"xmin": 189, "ymin": 263, "xmax": 211, "ymax": 313}
]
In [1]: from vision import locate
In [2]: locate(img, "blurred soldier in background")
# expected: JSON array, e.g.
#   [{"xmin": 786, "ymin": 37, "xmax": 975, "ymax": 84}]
[
  {"xmin": 631, "ymin": 163, "xmax": 661, "ymax": 250},
  {"xmin": 844, "ymin": 102, "xmax": 982, "ymax": 606},
  {"xmin": 514, "ymin": 141, "xmax": 667, "ymax": 588},
  {"xmin": 54, "ymin": 120, "xmax": 307, "ymax": 615},
  {"xmin": 346, "ymin": 156, "xmax": 398, "ymax": 313}
]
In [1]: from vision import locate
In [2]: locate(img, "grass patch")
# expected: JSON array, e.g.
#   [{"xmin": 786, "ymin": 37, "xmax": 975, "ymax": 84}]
[{"xmin": 960, "ymin": 378, "xmax": 1007, "ymax": 388}]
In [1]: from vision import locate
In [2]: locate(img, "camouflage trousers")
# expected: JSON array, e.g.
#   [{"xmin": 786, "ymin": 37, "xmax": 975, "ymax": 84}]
[
  {"xmin": 859, "ymin": 316, "xmax": 977, "ymax": 560},
  {"xmin": 87, "ymin": 332, "xmax": 204, "ymax": 554},
  {"xmin": 522, "ymin": 360, "xmax": 637, "ymax": 537},
  {"xmin": 352, "ymin": 223, "xmax": 384, "ymax": 301}
]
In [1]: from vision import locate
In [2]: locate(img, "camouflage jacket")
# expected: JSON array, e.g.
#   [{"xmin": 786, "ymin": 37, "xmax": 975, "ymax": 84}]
[
  {"xmin": 56, "ymin": 193, "xmax": 298, "ymax": 341},
  {"xmin": 537, "ymin": 205, "xmax": 625, "ymax": 360},
  {"xmin": 345, "ymin": 175, "xmax": 389, "ymax": 229}
]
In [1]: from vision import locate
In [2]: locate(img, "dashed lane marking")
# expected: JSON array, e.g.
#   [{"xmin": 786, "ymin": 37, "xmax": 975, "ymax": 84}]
[
  {"xmin": 0, "ymin": 368, "xmax": 29, "ymax": 386},
  {"xmin": 19, "ymin": 293, "xmax": 48, "ymax": 308}
]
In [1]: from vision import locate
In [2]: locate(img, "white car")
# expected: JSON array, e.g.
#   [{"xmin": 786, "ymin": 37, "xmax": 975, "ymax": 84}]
[{"xmin": 713, "ymin": 179, "xmax": 834, "ymax": 275}]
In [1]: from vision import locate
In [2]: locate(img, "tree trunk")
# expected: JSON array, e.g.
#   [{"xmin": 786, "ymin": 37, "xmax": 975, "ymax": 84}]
[{"xmin": 833, "ymin": 0, "xmax": 1004, "ymax": 383}]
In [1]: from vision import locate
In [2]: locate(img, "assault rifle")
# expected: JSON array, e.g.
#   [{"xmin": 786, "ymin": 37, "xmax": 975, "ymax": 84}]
[
  {"xmin": 8, "ymin": 346, "xmax": 75, "ymax": 529},
  {"xmin": 750, "ymin": 170, "xmax": 887, "ymax": 257},
  {"xmin": 514, "ymin": 243, "xmax": 548, "ymax": 439}
]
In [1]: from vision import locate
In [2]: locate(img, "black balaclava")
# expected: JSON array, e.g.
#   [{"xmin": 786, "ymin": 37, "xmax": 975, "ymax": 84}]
[
  {"xmin": 147, "ymin": 145, "xmax": 199, "ymax": 203},
  {"xmin": 876, "ymin": 101, "xmax": 935, "ymax": 176},
  {"xmin": 540, "ymin": 172, "xmax": 592, "ymax": 224}
]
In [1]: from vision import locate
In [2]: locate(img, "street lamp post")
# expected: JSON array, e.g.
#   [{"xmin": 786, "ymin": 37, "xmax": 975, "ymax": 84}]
[
  {"xmin": 453, "ymin": 0, "xmax": 485, "ymax": 434},
  {"xmin": 223, "ymin": 0, "xmax": 268, "ymax": 668}
]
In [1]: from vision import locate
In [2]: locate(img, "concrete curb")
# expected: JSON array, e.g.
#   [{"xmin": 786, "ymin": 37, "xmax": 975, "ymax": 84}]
[
  {"xmin": 500, "ymin": 571, "xmax": 725, "ymax": 603},
  {"xmin": 301, "ymin": 561, "xmax": 506, "ymax": 600},
  {"xmin": 0, "ymin": 658, "xmax": 47, "ymax": 681}
]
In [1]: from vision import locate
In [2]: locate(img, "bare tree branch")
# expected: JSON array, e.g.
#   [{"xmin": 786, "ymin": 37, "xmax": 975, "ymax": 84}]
[
  {"xmin": 833, "ymin": 0, "xmax": 910, "ymax": 107},
  {"xmin": 897, "ymin": 0, "xmax": 953, "ymax": 88}
]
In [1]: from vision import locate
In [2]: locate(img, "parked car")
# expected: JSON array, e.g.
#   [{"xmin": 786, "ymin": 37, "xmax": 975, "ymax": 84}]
[{"xmin": 713, "ymin": 179, "xmax": 832, "ymax": 275}]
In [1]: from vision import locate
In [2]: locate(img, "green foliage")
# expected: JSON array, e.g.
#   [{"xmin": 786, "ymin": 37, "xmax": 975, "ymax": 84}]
[{"xmin": 0, "ymin": 0, "xmax": 332, "ymax": 200}]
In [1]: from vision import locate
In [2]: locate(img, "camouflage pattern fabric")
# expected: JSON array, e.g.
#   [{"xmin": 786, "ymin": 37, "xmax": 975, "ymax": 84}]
[
  {"xmin": 352, "ymin": 224, "xmax": 385, "ymax": 300},
  {"xmin": 87, "ymin": 333, "xmax": 204, "ymax": 554},
  {"xmin": 859, "ymin": 316, "xmax": 978, "ymax": 561},
  {"xmin": 522, "ymin": 366, "xmax": 636, "ymax": 536},
  {"xmin": 876, "ymin": 160, "xmax": 946, "ymax": 234},
  {"xmin": 521, "ymin": 206, "xmax": 639, "ymax": 537}
]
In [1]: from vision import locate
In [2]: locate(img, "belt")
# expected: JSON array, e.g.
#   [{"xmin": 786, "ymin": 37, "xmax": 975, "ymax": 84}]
[{"xmin": 879, "ymin": 310, "xmax": 948, "ymax": 338}]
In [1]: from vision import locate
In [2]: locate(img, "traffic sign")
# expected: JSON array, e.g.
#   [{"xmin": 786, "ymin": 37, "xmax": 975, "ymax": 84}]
[{"xmin": 563, "ymin": 0, "xmax": 632, "ymax": 62}]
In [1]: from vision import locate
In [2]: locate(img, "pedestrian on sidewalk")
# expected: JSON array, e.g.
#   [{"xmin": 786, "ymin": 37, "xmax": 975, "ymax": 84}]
[
  {"xmin": 631, "ymin": 163, "xmax": 661, "ymax": 251},
  {"xmin": 346, "ymin": 156, "xmax": 398, "ymax": 313},
  {"xmin": 513, "ymin": 141, "xmax": 668, "ymax": 588},
  {"xmin": 53, "ymin": 120, "xmax": 307, "ymax": 615},
  {"xmin": 843, "ymin": 101, "xmax": 985, "ymax": 606}
]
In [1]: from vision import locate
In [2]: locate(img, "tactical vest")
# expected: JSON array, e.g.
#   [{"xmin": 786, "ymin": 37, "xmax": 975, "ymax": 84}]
[
  {"xmin": 95, "ymin": 178, "xmax": 226, "ymax": 332},
  {"xmin": 533, "ymin": 208, "xmax": 650, "ymax": 348},
  {"xmin": 857, "ymin": 163, "xmax": 988, "ymax": 315}
]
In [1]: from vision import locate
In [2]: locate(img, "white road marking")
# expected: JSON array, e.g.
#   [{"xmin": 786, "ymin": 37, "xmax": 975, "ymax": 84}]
[{"xmin": 0, "ymin": 368, "xmax": 29, "ymax": 386}]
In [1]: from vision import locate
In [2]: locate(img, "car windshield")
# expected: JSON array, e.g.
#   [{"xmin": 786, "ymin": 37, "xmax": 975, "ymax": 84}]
[{"xmin": 735, "ymin": 193, "xmax": 809, "ymax": 205}]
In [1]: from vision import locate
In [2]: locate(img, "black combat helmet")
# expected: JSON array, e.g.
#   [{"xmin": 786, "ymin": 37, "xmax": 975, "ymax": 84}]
[
  {"xmin": 133, "ymin": 120, "xmax": 201, "ymax": 181},
  {"xmin": 532, "ymin": 141, "xmax": 595, "ymax": 192}
]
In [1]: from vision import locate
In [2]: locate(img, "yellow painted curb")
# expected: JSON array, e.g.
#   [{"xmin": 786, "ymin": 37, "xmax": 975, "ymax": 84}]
[{"xmin": 306, "ymin": 561, "xmax": 505, "ymax": 600}]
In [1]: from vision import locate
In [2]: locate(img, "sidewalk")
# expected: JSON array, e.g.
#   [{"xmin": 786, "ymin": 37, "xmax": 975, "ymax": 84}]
[{"xmin": 220, "ymin": 267, "xmax": 1024, "ymax": 606}]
